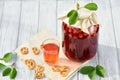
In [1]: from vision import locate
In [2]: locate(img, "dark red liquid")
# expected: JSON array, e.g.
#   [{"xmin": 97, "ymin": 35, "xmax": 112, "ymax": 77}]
[{"xmin": 62, "ymin": 22, "xmax": 99, "ymax": 62}]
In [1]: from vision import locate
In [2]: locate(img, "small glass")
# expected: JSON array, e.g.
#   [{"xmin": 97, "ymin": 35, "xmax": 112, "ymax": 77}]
[{"xmin": 42, "ymin": 39, "xmax": 59, "ymax": 63}]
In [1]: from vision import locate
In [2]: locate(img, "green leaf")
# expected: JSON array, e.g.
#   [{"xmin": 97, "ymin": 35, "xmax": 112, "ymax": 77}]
[
  {"xmin": 84, "ymin": 3, "xmax": 98, "ymax": 11},
  {"xmin": 2, "ymin": 67, "xmax": 11, "ymax": 76},
  {"xmin": 0, "ymin": 58, "xmax": 4, "ymax": 60},
  {"xmin": 76, "ymin": 3, "xmax": 80, "ymax": 10},
  {"xmin": 0, "ymin": 63, "xmax": 6, "ymax": 69},
  {"xmin": 10, "ymin": 67, "xmax": 17, "ymax": 79},
  {"xmin": 88, "ymin": 69, "xmax": 96, "ymax": 80},
  {"xmin": 69, "ymin": 10, "xmax": 78, "ymax": 25},
  {"xmin": 80, "ymin": 66, "xmax": 95, "ymax": 74},
  {"xmin": 67, "ymin": 10, "xmax": 76, "ymax": 17},
  {"xmin": 96, "ymin": 65, "xmax": 105, "ymax": 77},
  {"xmin": 3, "ymin": 52, "xmax": 13, "ymax": 62}
]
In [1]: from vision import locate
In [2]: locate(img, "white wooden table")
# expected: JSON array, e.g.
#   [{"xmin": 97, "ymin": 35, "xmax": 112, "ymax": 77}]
[{"xmin": 0, "ymin": 0, "xmax": 120, "ymax": 80}]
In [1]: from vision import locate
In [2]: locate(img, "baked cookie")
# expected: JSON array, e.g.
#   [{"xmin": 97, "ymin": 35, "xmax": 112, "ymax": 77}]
[
  {"xmin": 36, "ymin": 65, "xmax": 44, "ymax": 72},
  {"xmin": 60, "ymin": 66, "xmax": 70, "ymax": 72},
  {"xmin": 60, "ymin": 71, "xmax": 68, "ymax": 77},
  {"xmin": 25, "ymin": 59, "xmax": 35, "ymax": 70},
  {"xmin": 34, "ymin": 71, "xmax": 44, "ymax": 79},
  {"xmin": 52, "ymin": 65, "xmax": 70, "ymax": 77},
  {"xmin": 52, "ymin": 65, "xmax": 61, "ymax": 72},
  {"xmin": 20, "ymin": 47, "xmax": 28, "ymax": 55},
  {"xmin": 32, "ymin": 47, "xmax": 40, "ymax": 55},
  {"xmin": 34, "ymin": 65, "xmax": 45, "ymax": 79}
]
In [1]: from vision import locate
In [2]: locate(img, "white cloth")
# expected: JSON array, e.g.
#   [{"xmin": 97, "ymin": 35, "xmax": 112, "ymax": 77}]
[{"xmin": 15, "ymin": 30, "xmax": 88, "ymax": 80}]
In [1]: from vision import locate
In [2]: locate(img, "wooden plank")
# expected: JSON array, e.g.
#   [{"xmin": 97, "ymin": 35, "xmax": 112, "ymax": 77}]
[
  {"xmin": 0, "ymin": 1, "xmax": 4, "ymax": 22},
  {"xmin": 93, "ymin": 0, "xmax": 119, "ymax": 80},
  {"xmin": 16, "ymin": 1, "xmax": 39, "ymax": 80},
  {"xmin": 57, "ymin": 0, "xmax": 76, "ymax": 38},
  {"xmin": 110, "ymin": 0, "xmax": 120, "ymax": 79},
  {"xmin": 39, "ymin": 0, "xmax": 57, "ymax": 35},
  {"xmin": 0, "ymin": 1, "xmax": 4, "ymax": 57},
  {"xmin": 92, "ymin": 0, "xmax": 117, "ymax": 47},
  {"xmin": 0, "ymin": 2, "xmax": 5, "ymax": 79},
  {"xmin": 110, "ymin": 0, "xmax": 120, "ymax": 53},
  {"xmin": 0, "ymin": 1, "xmax": 21, "ymax": 55},
  {"xmin": 17, "ymin": 0, "xmax": 39, "ymax": 46},
  {"xmin": 0, "ymin": 1, "xmax": 21, "ymax": 80}
]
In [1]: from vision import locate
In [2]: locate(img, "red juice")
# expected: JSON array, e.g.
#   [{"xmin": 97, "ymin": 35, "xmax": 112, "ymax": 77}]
[
  {"xmin": 43, "ymin": 43, "xmax": 59, "ymax": 63},
  {"xmin": 62, "ymin": 22, "xmax": 99, "ymax": 62}
]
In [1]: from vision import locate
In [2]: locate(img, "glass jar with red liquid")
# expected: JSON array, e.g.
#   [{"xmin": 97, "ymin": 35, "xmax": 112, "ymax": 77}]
[{"xmin": 62, "ymin": 22, "xmax": 99, "ymax": 62}]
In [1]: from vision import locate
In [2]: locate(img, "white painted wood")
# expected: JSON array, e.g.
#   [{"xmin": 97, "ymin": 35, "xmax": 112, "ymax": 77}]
[
  {"xmin": 17, "ymin": 0, "xmax": 39, "ymax": 46},
  {"xmin": 93, "ymin": 0, "xmax": 120, "ymax": 80},
  {"xmin": 110, "ymin": 0, "xmax": 120, "ymax": 79},
  {"xmin": 110, "ymin": 0, "xmax": 120, "ymax": 50},
  {"xmin": 39, "ymin": 0, "xmax": 57, "ymax": 35},
  {"xmin": 0, "ymin": 1, "xmax": 21, "ymax": 55},
  {"xmin": 16, "ymin": 1, "xmax": 39, "ymax": 80},
  {"xmin": 0, "ymin": 1, "xmax": 4, "ymax": 57},
  {"xmin": 93, "ymin": 0, "xmax": 117, "ymax": 47},
  {"xmin": 57, "ymin": 0, "xmax": 75, "ymax": 38},
  {"xmin": 0, "ymin": 1, "xmax": 4, "ymax": 21},
  {"xmin": 0, "ymin": 1, "xmax": 21, "ymax": 80}
]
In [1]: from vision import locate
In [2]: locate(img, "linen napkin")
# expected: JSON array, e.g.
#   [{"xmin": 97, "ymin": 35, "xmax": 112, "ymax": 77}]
[{"xmin": 15, "ymin": 30, "xmax": 88, "ymax": 80}]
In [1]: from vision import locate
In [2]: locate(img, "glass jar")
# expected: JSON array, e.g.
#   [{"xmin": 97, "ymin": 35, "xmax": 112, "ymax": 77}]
[{"xmin": 62, "ymin": 22, "xmax": 99, "ymax": 62}]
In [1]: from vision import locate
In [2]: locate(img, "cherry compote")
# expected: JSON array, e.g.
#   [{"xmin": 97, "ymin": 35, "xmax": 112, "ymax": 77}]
[{"xmin": 62, "ymin": 22, "xmax": 99, "ymax": 62}]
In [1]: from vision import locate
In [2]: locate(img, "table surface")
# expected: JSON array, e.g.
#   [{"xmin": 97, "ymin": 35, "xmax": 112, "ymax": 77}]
[{"xmin": 0, "ymin": 0, "xmax": 120, "ymax": 80}]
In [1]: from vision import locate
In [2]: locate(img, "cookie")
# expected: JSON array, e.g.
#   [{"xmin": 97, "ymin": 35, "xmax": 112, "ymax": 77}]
[
  {"xmin": 34, "ymin": 72, "xmax": 44, "ymax": 79},
  {"xmin": 34, "ymin": 65, "xmax": 45, "ymax": 79},
  {"xmin": 52, "ymin": 65, "xmax": 61, "ymax": 72},
  {"xmin": 52, "ymin": 65, "xmax": 69, "ymax": 72},
  {"xmin": 52, "ymin": 65, "xmax": 70, "ymax": 77},
  {"xmin": 60, "ymin": 71, "xmax": 68, "ymax": 77},
  {"xmin": 60, "ymin": 66, "xmax": 70, "ymax": 72},
  {"xmin": 25, "ymin": 59, "xmax": 35, "ymax": 70},
  {"xmin": 32, "ymin": 47, "xmax": 40, "ymax": 55},
  {"xmin": 36, "ymin": 65, "xmax": 44, "ymax": 72},
  {"xmin": 20, "ymin": 47, "xmax": 28, "ymax": 55}
]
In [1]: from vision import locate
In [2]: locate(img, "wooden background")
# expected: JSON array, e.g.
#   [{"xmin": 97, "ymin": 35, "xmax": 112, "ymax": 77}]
[{"xmin": 0, "ymin": 0, "xmax": 120, "ymax": 80}]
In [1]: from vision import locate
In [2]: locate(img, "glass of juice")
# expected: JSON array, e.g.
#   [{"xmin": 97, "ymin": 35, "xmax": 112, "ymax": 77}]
[
  {"xmin": 62, "ymin": 22, "xmax": 99, "ymax": 62},
  {"xmin": 42, "ymin": 39, "xmax": 59, "ymax": 63}
]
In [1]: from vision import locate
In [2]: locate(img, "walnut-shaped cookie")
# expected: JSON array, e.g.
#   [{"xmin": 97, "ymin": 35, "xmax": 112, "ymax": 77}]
[
  {"xmin": 52, "ymin": 65, "xmax": 70, "ymax": 77},
  {"xmin": 32, "ymin": 47, "xmax": 40, "ymax": 55},
  {"xmin": 34, "ymin": 71, "xmax": 45, "ymax": 79},
  {"xmin": 20, "ymin": 47, "xmax": 28, "ymax": 55},
  {"xmin": 25, "ymin": 59, "xmax": 35, "ymax": 70},
  {"xmin": 34, "ymin": 65, "xmax": 45, "ymax": 79}
]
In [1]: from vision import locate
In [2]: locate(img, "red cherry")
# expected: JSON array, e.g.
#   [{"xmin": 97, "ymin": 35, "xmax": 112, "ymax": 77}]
[
  {"xmin": 73, "ymin": 28, "xmax": 80, "ymax": 34},
  {"xmin": 69, "ymin": 34, "xmax": 73, "ymax": 38},
  {"xmin": 78, "ymin": 34, "xmax": 83, "ymax": 38},
  {"xmin": 83, "ymin": 33, "xmax": 89, "ymax": 37},
  {"xmin": 68, "ymin": 28, "xmax": 73, "ymax": 33}
]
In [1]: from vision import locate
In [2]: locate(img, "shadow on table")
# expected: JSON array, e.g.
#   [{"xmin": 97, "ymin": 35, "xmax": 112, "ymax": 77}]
[{"xmin": 90, "ymin": 44, "xmax": 120, "ymax": 80}]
